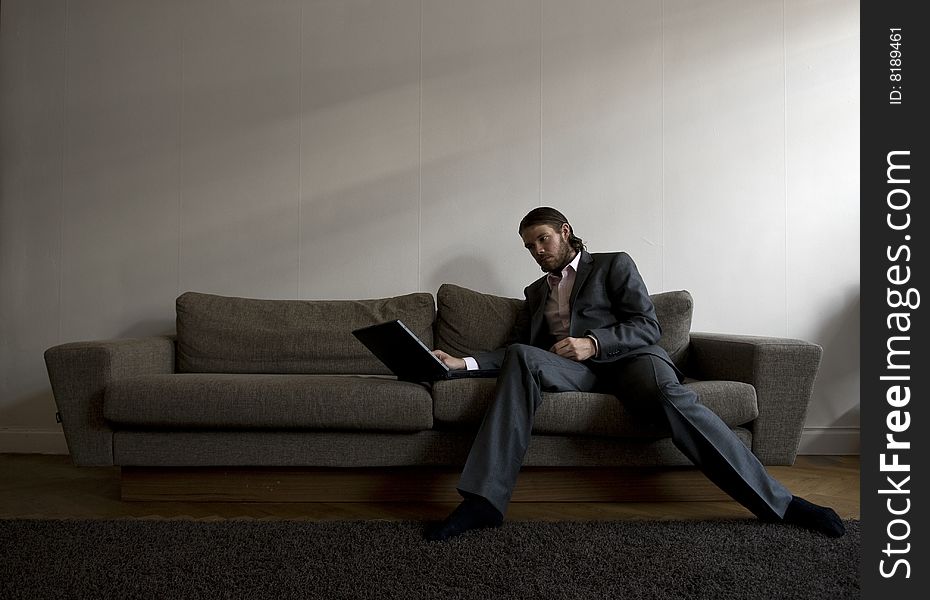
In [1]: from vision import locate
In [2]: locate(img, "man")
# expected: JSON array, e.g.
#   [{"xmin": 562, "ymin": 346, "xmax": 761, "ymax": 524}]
[{"xmin": 425, "ymin": 207, "xmax": 844, "ymax": 541}]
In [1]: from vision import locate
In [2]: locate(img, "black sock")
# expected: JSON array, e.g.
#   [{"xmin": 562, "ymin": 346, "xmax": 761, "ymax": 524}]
[
  {"xmin": 424, "ymin": 494, "xmax": 503, "ymax": 541},
  {"xmin": 782, "ymin": 496, "xmax": 845, "ymax": 538},
  {"xmin": 454, "ymin": 495, "xmax": 504, "ymax": 527}
]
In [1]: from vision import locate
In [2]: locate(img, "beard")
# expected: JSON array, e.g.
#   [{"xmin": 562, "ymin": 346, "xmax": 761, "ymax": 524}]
[{"xmin": 536, "ymin": 238, "xmax": 576, "ymax": 274}]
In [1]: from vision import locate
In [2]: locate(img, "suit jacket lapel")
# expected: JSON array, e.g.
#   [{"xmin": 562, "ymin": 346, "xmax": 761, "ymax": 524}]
[
  {"xmin": 567, "ymin": 251, "xmax": 594, "ymax": 337},
  {"xmin": 528, "ymin": 277, "xmax": 549, "ymax": 344},
  {"xmin": 569, "ymin": 250, "xmax": 594, "ymax": 312},
  {"xmin": 528, "ymin": 250, "xmax": 593, "ymax": 343}
]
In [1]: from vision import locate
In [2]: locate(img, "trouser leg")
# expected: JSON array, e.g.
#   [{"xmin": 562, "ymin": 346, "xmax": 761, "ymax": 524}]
[
  {"xmin": 457, "ymin": 344, "xmax": 599, "ymax": 515},
  {"xmin": 610, "ymin": 354, "xmax": 793, "ymax": 520}
]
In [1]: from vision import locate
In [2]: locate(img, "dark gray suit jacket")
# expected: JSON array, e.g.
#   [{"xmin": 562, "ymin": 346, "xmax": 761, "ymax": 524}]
[{"xmin": 473, "ymin": 250, "xmax": 680, "ymax": 378}]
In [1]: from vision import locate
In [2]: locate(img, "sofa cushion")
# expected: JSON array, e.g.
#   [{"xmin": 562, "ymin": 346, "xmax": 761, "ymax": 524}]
[
  {"xmin": 431, "ymin": 378, "xmax": 757, "ymax": 437},
  {"xmin": 434, "ymin": 284, "xmax": 692, "ymax": 368},
  {"xmin": 434, "ymin": 284, "xmax": 524, "ymax": 358},
  {"xmin": 104, "ymin": 374, "xmax": 433, "ymax": 431},
  {"xmin": 176, "ymin": 291, "xmax": 435, "ymax": 374},
  {"xmin": 651, "ymin": 290, "xmax": 692, "ymax": 366}
]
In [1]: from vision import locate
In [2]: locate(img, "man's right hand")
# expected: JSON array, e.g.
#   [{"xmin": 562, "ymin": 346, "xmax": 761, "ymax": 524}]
[{"xmin": 432, "ymin": 349, "xmax": 466, "ymax": 370}]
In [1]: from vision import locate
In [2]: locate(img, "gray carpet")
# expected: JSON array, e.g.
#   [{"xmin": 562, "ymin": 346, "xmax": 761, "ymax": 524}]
[{"xmin": 0, "ymin": 518, "xmax": 859, "ymax": 599}]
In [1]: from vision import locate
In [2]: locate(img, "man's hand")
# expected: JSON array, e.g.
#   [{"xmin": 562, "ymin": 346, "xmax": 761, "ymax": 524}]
[
  {"xmin": 432, "ymin": 349, "xmax": 467, "ymax": 370},
  {"xmin": 550, "ymin": 337, "xmax": 596, "ymax": 362}
]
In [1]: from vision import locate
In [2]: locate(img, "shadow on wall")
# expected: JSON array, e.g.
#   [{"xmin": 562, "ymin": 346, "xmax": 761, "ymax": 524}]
[
  {"xmin": 808, "ymin": 286, "xmax": 859, "ymax": 429},
  {"xmin": 1, "ymin": 389, "xmax": 59, "ymax": 430},
  {"xmin": 48, "ymin": 1, "xmax": 664, "ymax": 304},
  {"xmin": 426, "ymin": 253, "xmax": 517, "ymax": 301},
  {"xmin": 119, "ymin": 319, "xmax": 176, "ymax": 339}
]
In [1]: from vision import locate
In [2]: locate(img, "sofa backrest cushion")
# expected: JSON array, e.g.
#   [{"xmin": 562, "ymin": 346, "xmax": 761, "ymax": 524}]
[
  {"xmin": 434, "ymin": 284, "xmax": 692, "ymax": 368},
  {"xmin": 651, "ymin": 290, "xmax": 693, "ymax": 367},
  {"xmin": 176, "ymin": 291, "xmax": 436, "ymax": 375},
  {"xmin": 434, "ymin": 284, "xmax": 524, "ymax": 359}
]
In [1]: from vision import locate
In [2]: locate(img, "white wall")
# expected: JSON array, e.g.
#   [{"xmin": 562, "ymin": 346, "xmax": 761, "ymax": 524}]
[{"xmin": 0, "ymin": 0, "xmax": 859, "ymax": 454}]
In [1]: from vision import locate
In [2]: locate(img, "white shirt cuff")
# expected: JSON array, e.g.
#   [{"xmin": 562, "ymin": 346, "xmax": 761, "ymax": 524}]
[
  {"xmin": 586, "ymin": 334, "xmax": 600, "ymax": 358},
  {"xmin": 463, "ymin": 356, "xmax": 479, "ymax": 371}
]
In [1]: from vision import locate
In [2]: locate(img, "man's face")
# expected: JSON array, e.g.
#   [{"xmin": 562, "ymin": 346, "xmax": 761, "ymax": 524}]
[{"xmin": 520, "ymin": 223, "xmax": 575, "ymax": 273}]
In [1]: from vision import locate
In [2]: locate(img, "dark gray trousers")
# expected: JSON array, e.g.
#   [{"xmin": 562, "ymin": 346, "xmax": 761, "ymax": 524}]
[{"xmin": 457, "ymin": 343, "xmax": 793, "ymax": 519}]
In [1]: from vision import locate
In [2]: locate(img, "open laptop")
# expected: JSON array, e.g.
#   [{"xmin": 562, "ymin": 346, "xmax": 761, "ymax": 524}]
[{"xmin": 352, "ymin": 320, "xmax": 499, "ymax": 382}]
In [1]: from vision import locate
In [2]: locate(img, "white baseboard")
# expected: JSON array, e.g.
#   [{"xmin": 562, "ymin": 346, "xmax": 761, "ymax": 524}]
[
  {"xmin": 797, "ymin": 427, "xmax": 860, "ymax": 455},
  {"xmin": 0, "ymin": 425, "xmax": 862, "ymax": 456},
  {"xmin": 0, "ymin": 427, "xmax": 69, "ymax": 454}
]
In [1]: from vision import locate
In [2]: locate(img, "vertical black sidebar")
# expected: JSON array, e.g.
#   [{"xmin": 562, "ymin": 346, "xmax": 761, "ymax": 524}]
[{"xmin": 862, "ymin": 1, "xmax": 927, "ymax": 598}]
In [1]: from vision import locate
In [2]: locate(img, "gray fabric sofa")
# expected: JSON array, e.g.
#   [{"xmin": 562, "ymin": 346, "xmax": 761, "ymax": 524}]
[{"xmin": 45, "ymin": 287, "xmax": 822, "ymax": 472}]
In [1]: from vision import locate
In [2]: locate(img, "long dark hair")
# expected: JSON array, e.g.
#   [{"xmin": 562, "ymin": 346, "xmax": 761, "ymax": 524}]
[{"xmin": 518, "ymin": 207, "xmax": 585, "ymax": 252}]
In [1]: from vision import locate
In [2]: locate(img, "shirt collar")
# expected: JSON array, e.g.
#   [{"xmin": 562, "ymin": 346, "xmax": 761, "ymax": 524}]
[
  {"xmin": 547, "ymin": 250, "xmax": 581, "ymax": 288},
  {"xmin": 565, "ymin": 250, "xmax": 581, "ymax": 273}
]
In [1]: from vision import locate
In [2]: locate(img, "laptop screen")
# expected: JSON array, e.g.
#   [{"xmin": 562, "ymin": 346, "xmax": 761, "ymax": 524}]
[{"xmin": 352, "ymin": 320, "xmax": 448, "ymax": 381}]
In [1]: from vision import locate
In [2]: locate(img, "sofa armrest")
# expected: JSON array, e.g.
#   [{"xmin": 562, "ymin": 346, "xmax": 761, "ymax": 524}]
[
  {"xmin": 686, "ymin": 332, "xmax": 823, "ymax": 466},
  {"xmin": 44, "ymin": 336, "xmax": 176, "ymax": 466}
]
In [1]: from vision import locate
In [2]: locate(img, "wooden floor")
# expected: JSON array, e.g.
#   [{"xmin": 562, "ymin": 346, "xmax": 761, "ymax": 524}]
[{"xmin": 0, "ymin": 453, "xmax": 859, "ymax": 522}]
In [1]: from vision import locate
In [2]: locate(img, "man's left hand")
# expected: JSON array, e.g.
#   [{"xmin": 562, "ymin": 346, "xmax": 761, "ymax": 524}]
[{"xmin": 550, "ymin": 337, "xmax": 596, "ymax": 362}]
